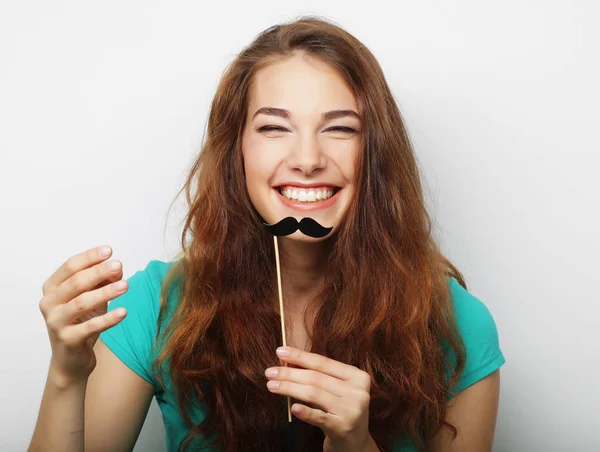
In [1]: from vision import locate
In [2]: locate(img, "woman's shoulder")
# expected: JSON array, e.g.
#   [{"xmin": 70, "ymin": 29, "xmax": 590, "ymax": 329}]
[
  {"xmin": 445, "ymin": 277, "xmax": 506, "ymax": 396},
  {"xmin": 136, "ymin": 259, "xmax": 181, "ymax": 300},
  {"xmin": 447, "ymin": 277, "xmax": 499, "ymax": 333}
]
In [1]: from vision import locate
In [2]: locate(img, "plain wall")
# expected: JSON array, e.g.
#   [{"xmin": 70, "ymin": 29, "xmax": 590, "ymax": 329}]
[{"xmin": 1, "ymin": 1, "xmax": 598, "ymax": 451}]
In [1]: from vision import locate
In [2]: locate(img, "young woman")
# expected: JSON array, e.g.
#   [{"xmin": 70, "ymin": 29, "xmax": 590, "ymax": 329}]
[{"xmin": 30, "ymin": 16, "xmax": 505, "ymax": 452}]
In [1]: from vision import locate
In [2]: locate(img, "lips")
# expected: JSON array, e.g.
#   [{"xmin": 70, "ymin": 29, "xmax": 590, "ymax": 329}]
[{"xmin": 273, "ymin": 182, "xmax": 340, "ymax": 189}]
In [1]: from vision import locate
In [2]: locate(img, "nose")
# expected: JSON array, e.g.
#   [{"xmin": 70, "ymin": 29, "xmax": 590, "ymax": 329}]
[{"xmin": 287, "ymin": 136, "xmax": 327, "ymax": 175}]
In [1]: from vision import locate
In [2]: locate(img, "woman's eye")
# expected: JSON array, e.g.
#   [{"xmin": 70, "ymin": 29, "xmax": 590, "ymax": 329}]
[
  {"xmin": 256, "ymin": 126, "xmax": 358, "ymax": 133},
  {"xmin": 328, "ymin": 127, "xmax": 358, "ymax": 134},
  {"xmin": 257, "ymin": 126, "xmax": 287, "ymax": 132}
]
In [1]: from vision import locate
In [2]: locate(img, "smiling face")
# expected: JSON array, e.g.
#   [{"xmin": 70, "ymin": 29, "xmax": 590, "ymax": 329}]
[{"xmin": 241, "ymin": 52, "xmax": 362, "ymax": 242}]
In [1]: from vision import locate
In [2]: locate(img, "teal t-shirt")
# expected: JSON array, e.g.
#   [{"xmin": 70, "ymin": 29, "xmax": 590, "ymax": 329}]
[{"xmin": 99, "ymin": 260, "xmax": 506, "ymax": 451}]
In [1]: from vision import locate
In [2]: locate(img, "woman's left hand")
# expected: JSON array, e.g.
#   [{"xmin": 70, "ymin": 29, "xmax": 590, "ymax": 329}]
[{"xmin": 265, "ymin": 346, "xmax": 372, "ymax": 452}]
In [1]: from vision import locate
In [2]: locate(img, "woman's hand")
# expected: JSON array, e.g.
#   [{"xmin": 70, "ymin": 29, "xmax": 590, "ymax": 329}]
[
  {"xmin": 265, "ymin": 346, "xmax": 373, "ymax": 452},
  {"xmin": 39, "ymin": 245, "xmax": 129, "ymax": 386}
]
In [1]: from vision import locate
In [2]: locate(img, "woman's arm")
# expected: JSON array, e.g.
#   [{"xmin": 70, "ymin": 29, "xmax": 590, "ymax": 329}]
[
  {"xmin": 28, "ymin": 339, "xmax": 155, "ymax": 452},
  {"xmin": 28, "ymin": 361, "xmax": 88, "ymax": 451},
  {"xmin": 426, "ymin": 370, "xmax": 501, "ymax": 452}
]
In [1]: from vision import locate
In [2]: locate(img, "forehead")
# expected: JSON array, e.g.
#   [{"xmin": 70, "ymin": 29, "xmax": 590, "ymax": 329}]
[{"xmin": 247, "ymin": 53, "xmax": 359, "ymax": 119}]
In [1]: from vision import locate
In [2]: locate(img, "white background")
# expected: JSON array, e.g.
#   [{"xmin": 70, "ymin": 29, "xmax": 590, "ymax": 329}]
[{"xmin": 1, "ymin": 1, "xmax": 598, "ymax": 451}]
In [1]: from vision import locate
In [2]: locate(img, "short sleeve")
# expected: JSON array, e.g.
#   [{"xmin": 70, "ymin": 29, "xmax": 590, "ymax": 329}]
[
  {"xmin": 99, "ymin": 260, "xmax": 167, "ymax": 392},
  {"xmin": 446, "ymin": 278, "xmax": 506, "ymax": 398}
]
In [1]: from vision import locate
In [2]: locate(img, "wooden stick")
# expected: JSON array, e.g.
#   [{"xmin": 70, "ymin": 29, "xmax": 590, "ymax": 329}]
[{"xmin": 273, "ymin": 235, "xmax": 292, "ymax": 422}]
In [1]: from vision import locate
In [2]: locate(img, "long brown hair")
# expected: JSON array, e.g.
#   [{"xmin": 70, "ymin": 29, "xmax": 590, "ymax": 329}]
[{"xmin": 151, "ymin": 15, "xmax": 467, "ymax": 452}]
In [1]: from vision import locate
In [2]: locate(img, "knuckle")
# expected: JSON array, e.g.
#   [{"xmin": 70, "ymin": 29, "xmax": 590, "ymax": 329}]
[
  {"xmin": 64, "ymin": 258, "xmax": 77, "ymax": 275},
  {"xmin": 308, "ymin": 370, "xmax": 321, "ymax": 386},
  {"xmin": 42, "ymin": 281, "xmax": 57, "ymax": 297},
  {"xmin": 98, "ymin": 261, "xmax": 109, "ymax": 276},
  {"xmin": 306, "ymin": 386, "xmax": 319, "ymax": 403},
  {"xmin": 317, "ymin": 410, "xmax": 328, "ymax": 424},
  {"xmin": 45, "ymin": 313, "xmax": 60, "ymax": 332},
  {"xmin": 358, "ymin": 390, "xmax": 370, "ymax": 407},
  {"xmin": 104, "ymin": 282, "xmax": 115, "ymax": 297},
  {"xmin": 84, "ymin": 317, "xmax": 98, "ymax": 334},
  {"xmin": 70, "ymin": 273, "xmax": 85, "ymax": 292},
  {"xmin": 71, "ymin": 295, "xmax": 86, "ymax": 314},
  {"xmin": 359, "ymin": 370, "xmax": 371, "ymax": 388},
  {"xmin": 38, "ymin": 298, "xmax": 47, "ymax": 316}
]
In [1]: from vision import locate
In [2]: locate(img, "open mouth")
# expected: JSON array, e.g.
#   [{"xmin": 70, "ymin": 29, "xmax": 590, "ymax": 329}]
[
  {"xmin": 273, "ymin": 185, "xmax": 342, "ymax": 211},
  {"xmin": 275, "ymin": 186, "xmax": 340, "ymax": 198}
]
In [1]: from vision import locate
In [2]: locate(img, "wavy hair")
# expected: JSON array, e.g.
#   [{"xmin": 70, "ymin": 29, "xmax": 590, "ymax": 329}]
[{"xmin": 151, "ymin": 15, "xmax": 467, "ymax": 452}]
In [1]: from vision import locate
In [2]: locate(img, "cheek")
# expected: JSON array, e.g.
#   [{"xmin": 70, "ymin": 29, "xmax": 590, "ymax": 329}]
[
  {"xmin": 333, "ymin": 146, "xmax": 358, "ymax": 185},
  {"xmin": 242, "ymin": 137, "xmax": 261, "ymax": 185},
  {"xmin": 242, "ymin": 147, "xmax": 277, "ymax": 196},
  {"xmin": 242, "ymin": 162, "xmax": 265, "ymax": 216}
]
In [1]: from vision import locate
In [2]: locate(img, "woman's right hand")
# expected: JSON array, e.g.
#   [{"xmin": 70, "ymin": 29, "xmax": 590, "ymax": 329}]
[{"xmin": 39, "ymin": 245, "xmax": 129, "ymax": 386}]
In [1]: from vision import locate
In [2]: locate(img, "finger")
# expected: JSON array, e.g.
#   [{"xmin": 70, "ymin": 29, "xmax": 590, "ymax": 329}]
[
  {"xmin": 276, "ymin": 346, "xmax": 359, "ymax": 383},
  {"xmin": 91, "ymin": 267, "xmax": 123, "ymax": 291},
  {"xmin": 87, "ymin": 270, "xmax": 123, "ymax": 298},
  {"xmin": 290, "ymin": 403, "xmax": 332, "ymax": 429},
  {"xmin": 45, "ymin": 257, "xmax": 123, "ymax": 309},
  {"xmin": 54, "ymin": 279, "xmax": 129, "ymax": 326},
  {"xmin": 60, "ymin": 307, "xmax": 127, "ymax": 347},
  {"xmin": 265, "ymin": 366, "xmax": 346, "ymax": 397},
  {"xmin": 43, "ymin": 245, "xmax": 113, "ymax": 295},
  {"xmin": 266, "ymin": 379, "xmax": 340, "ymax": 414}
]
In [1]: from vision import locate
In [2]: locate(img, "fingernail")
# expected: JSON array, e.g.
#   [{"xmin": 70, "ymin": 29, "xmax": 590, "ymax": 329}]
[
  {"xmin": 276, "ymin": 347, "xmax": 290, "ymax": 357},
  {"xmin": 267, "ymin": 380, "xmax": 280, "ymax": 389},
  {"xmin": 265, "ymin": 368, "xmax": 278, "ymax": 377}
]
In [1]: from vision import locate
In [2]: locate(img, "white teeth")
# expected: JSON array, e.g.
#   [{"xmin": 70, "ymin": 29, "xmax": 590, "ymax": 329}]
[{"xmin": 278, "ymin": 186, "xmax": 337, "ymax": 203}]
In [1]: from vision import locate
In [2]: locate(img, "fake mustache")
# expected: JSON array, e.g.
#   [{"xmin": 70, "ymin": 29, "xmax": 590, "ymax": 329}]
[{"xmin": 263, "ymin": 217, "xmax": 333, "ymax": 238}]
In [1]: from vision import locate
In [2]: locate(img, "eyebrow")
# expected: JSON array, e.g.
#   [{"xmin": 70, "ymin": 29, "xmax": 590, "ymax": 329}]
[{"xmin": 252, "ymin": 107, "xmax": 361, "ymax": 121}]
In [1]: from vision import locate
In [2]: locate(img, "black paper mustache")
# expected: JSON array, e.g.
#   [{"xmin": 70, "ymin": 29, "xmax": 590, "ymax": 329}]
[{"xmin": 263, "ymin": 217, "xmax": 333, "ymax": 238}]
